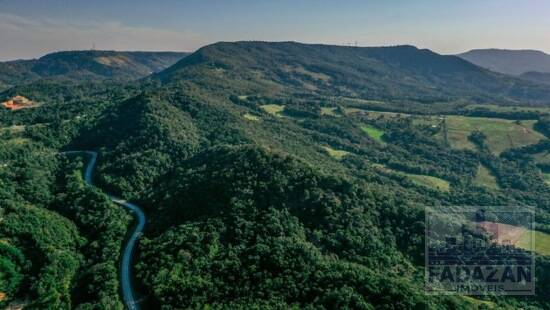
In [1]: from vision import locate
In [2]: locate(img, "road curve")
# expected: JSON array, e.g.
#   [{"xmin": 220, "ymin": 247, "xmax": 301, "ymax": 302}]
[{"xmin": 62, "ymin": 151, "xmax": 144, "ymax": 310}]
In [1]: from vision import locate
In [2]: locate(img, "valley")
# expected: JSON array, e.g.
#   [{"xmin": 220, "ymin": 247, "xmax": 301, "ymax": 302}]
[{"xmin": 61, "ymin": 151, "xmax": 144, "ymax": 310}]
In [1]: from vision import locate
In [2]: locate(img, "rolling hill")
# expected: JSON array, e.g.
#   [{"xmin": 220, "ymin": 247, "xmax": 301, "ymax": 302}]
[
  {"xmin": 458, "ymin": 49, "xmax": 550, "ymax": 75},
  {"xmin": 0, "ymin": 50, "xmax": 188, "ymax": 91}
]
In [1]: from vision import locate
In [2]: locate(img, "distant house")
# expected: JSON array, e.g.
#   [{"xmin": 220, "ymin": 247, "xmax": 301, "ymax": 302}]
[{"xmin": 2, "ymin": 95, "xmax": 35, "ymax": 110}]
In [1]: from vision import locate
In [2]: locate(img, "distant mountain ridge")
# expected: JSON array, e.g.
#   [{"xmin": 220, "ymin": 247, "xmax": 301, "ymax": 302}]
[
  {"xmin": 155, "ymin": 41, "xmax": 550, "ymax": 105},
  {"xmin": 457, "ymin": 49, "xmax": 550, "ymax": 75},
  {"xmin": 0, "ymin": 50, "xmax": 189, "ymax": 90}
]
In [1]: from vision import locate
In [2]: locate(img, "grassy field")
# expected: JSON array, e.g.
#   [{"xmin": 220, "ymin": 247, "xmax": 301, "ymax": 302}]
[
  {"xmin": 517, "ymin": 229, "xmax": 550, "ymax": 256},
  {"xmin": 473, "ymin": 164, "xmax": 500, "ymax": 190},
  {"xmin": 260, "ymin": 104, "xmax": 285, "ymax": 117},
  {"xmin": 544, "ymin": 173, "xmax": 550, "ymax": 186},
  {"xmin": 0, "ymin": 125, "xmax": 25, "ymax": 134},
  {"xmin": 533, "ymin": 152, "xmax": 550, "ymax": 165},
  {"xmin": 465, "ymin": 104, "xmax": 550, "ymax": 113},
  {"xmin": 7, "ymin": 138, "xmax": 29, "ymax": 146},
  {"xmin": 243, "ymin": 113, "xmax": 260, "ymax": 121},
  {"xmin": 360, "ymin": 125, "xmax": 385, "ymax": 142},
  {"xmin": 321, "ymin": 146, "xmax": 350, "ymax": 160},
  {"xmin": 438, "ymin": 116, "xmax": 544, "ymax": 154},
  {"xmin": 345, "ymin": 108, "xmax": 403, "ymax": 119},
  {"xmin": 373, "ymin": 164, "xmax": 450, "ymax": 192},
  {"xmin": 320, "ymin": 107, "xmax": 339, "ymax": 116},
  {"xmin": 461, "ymin": 296, "xmax": 496, "ymax": 309},
  {"xmin": 406, "ymin": 173, "xmax": 450, "ymax": 192},
  {"xmin": 342, "ymin": 109, "xmax": 545, "ymax": 154}
]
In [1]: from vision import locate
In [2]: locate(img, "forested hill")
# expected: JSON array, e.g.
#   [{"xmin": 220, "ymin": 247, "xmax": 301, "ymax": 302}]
[
  {"xmin": 0, "ymin": 50, "xmax": 188, "ymax": 90},
  {"xmin": 156, "ymin": 41, "xmax": 550, "ymax": 105}
]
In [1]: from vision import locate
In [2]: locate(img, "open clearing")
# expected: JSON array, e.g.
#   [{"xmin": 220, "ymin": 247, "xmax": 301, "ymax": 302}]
[
  {"xmin": 478, "ymin": 221, "xmax": 550, "ymax": 256},
  {"xmin": 476, "ymin": 221, "xmax": 550, "ymax": 256},
  {"xmin": 465, "ymin": 104, "xmax": 550, "ymax": 113},
  {"xmin": 260, "ymin": 104, "xmax": 285, "ymax": 117},
  {"xmin": 345, "ymin": 108, "xmax": 403, "ymax": 119},
  {"xmin": 517, "ymin": 229, "xmax": 550, "ymax": 256},
  {"xmin": 373, "ymin": 164, "xmax": 450, "ymax": 192},
  {"xmin": 438, "ymin": 116, "xmax": 544, "ymax": 154},
  {"xmin": 320, "ymin": 107, "xmax": 339, "ymax": 116},
  {"xmin": 473, "ymin": 164, "xmax": 499, "ymax": 190},
  {"xmin": 479, "ymin": 221, "xmax": 527, "ymax": 245},
  {"xmin": 544, "ymin": 173, "xmax": 550, "ymax": 186},
  {"xmin": 7, "ymin": 138, "xmax": 29, "ymax": 146},
  {"xmin": 360, "ymin": 125, "xmax": 385, "ymax": 142},
  {"xmin": 406, "ymin": 174, "xmax": 450, "ymax": 192},
  {"xmin": 533, "ymin": 152, "xmax": 550, "ymax": 165},
  {"xmin": 243, "ymin": 113, "xmax": 260, "ymax": 121},
  {"xmin": 0, "ymin": 125, "xmax": 25, "ymax": 134},
  {"xmin": 321, "ymin": 146, "xmax": 350, "ymax": 160},
  {"xmin": 342, "ymin": 108, "xmax": 546, "ymax": 154},
  {"xmin": 461, "ymin": 296, "xmax": 496, "ymax": 309}
]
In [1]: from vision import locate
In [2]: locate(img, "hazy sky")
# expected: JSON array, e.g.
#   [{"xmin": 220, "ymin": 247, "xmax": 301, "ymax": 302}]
[{"xmin": 0, "ymin": 0, "xmax": 549, "ymax": 61}]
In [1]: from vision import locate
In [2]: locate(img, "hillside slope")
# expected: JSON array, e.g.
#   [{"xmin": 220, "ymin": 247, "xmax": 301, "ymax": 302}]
[
  {"xmin": 0, "ymin": 50, "xmax": 188, "ymax": 90},
  {"xmin": 157, "ymin": 41, "xmax": 550, "ymax": 105},
  {"xmin": 520, "ymin": 71, "xmax": 550, "ymax": 85},
  {"xmin": 458, "ymin": 49, "xmax": 550, "ymax": 75}
]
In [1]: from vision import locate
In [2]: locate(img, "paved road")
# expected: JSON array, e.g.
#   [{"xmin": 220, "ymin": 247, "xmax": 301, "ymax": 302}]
[{"xmin": 62, "ymin": 151, "xmax": 144, "ymax": 310}]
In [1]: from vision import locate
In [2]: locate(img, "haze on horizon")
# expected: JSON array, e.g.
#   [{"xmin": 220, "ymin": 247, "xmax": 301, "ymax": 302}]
[{"xmin": 0, "ymin": 0, "xmax": 549, "ymax": 61}]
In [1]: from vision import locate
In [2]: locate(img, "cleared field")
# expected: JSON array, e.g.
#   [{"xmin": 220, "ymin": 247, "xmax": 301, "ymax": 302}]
[
  {"xmin": 339, "ymin": 97, "xmax": 387, "ymax": 105},
  {"xmin": 465, "ymin": 104, "xmax": 550, "ymax": 113},
  {"xmin": 478, "ymin": 221, "xmax": 550, "ymax": 257},
  {"xmin": 439, "ymin": 116, "xmax": 545, "ymax": 154},
  {"xmin": 533, "ymin": 152, "xmax": 550, "ymax": 165},
  {"xmin": 243, "ymin": 113, "xmax": 260, "ymax": 121},
  {"xmin": 0, "ymin": 125, "xmax": 25, "ymax": 133},
  {"xmin": 406, "ymin": 174, "xmax": 450, "ymax": 192},
  {"xmin": 461, "ymin": 296, "xmax": 496, "ymax": 309},
  {"xmin": 544, "ymin": 173, "xmax": 550, "ymax": 186},
  {"xmin": 343, "ymin": 109, "xmax": 545, "ymax": 154},
  {"xmin": 517, "ymin": 229, "xmax": 550, "ymax": 256},
  {"xmin": 282, "ymin": 65, "xmax": 331, "ymax": 82},
  {"xmin": 473, "ymin": 164, "xmax": 499, "ymax": 190},
  {"xmin": 360, "ymin": 125, "xmax": 385, "ymax": 142},
  {"xmin": 373, "ymin": 164, "xmax": 450, "ymax": 192},
  {"xmin": 320, "ymin": 107, "xmax": 339, "ymax": 116},
  {"xmin": 345, "ymin": 108, "xmax": 403, "ymax": 119},
  {"xmin": 260, "ymin": 104, "xmax": 285, "ymax": 117},
  {"xmin": 321, "ymin": 146, "xmax": 350, "ymax": 160},
  {"xmin": 7, "ymin": 138, "xmax": 29, "ymax": 145}
]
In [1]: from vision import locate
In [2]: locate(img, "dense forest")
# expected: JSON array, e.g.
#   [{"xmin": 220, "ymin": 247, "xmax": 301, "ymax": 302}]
[{"xmin": 1, "ymin": 41, "xmax": 550, "ymax": 309}]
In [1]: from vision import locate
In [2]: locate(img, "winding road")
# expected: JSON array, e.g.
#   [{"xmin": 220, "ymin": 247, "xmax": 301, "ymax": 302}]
[{"xmin": 62, "ymin": 151, "xmax": 144, "ymax": 310}]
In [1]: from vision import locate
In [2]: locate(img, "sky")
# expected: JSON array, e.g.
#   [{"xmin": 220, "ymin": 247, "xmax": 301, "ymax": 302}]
[{"xmin": 0, "ymin": 0, "xmax": 549, "ymax": 61}]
